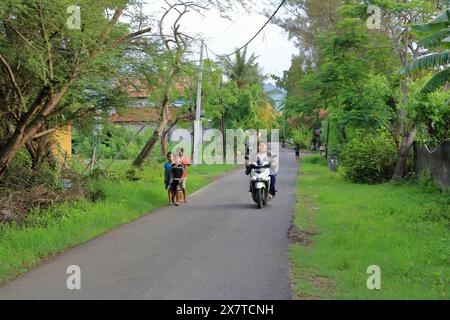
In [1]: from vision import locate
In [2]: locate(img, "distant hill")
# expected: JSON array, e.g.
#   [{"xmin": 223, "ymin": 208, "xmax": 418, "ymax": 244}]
[{"xmin": 263, "ymin": 83, "xmax": 286, "ymax": 111}]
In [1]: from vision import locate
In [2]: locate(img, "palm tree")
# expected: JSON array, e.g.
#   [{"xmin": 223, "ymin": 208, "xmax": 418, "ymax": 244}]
[
  {"xmin": 401, "ymin": 8, "xmax": 450, "ymax": 92},
  {"xmin": 220, "ymin": 47, "xmax": 264, "ymax": 88}
]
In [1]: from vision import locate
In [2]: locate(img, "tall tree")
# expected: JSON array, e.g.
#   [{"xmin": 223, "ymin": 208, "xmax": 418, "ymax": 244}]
[
  {"xmin": 0, "ymin": 0, "xmax": 153, "ymax": 179},
  {"xmin": 372, "ymin": 0, "xmax": 440, "ymax": 179},
  {"xmin": 219, "ymin": 47, "xmax": 264, "ymax": 89},
  {"xmin": 132, "ymin": 1, "xmax": 201, "ymax": 168},
  {"xmin": 272, "ymin": 0, "xmax": 342, "ymax": 67}
]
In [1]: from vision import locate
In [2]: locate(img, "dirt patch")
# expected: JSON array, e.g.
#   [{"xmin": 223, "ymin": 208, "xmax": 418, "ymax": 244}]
[
  {"xmin": 294, "ymin": 275, "xmax": 334, "ymax": 300},
  {"xmin": 288, "ymin": 224, "xmax": 319, "ymax": 247},
  {"xmin": 296, "ymin": 195, "xmax": 317, "ymax": 208}
]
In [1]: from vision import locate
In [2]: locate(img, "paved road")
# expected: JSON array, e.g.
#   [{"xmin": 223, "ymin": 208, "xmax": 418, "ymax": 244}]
[{"xmin": 0, "ymin": 149, "xmax": 299, "ymax": 300}]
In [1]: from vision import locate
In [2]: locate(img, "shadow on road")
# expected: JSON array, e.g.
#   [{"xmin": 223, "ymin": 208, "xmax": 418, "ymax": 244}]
[{"xmin": 196, "ymin": 202, "xmax": 256, "ymax": 212}]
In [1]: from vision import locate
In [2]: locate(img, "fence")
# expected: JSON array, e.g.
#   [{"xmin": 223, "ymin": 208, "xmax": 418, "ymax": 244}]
[{"xmin": 414, "ymin": 141, "xmax": 450, "ymax": 188}]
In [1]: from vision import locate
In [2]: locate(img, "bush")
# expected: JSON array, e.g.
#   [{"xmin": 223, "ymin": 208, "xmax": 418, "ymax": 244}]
[
  {"xmin": 291, "ymin": 128, "xmax": 312, "ymax": 149},
  {"xmin": 341, "ymin": 130, "xmax": 398, "ymax": 184},
  {"xmin": 73, "ymin": 124, "xmax": 156, "ymax": 160}
]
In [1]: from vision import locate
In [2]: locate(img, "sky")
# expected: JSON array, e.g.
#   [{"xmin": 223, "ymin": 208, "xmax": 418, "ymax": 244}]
[{"xmin": 142, "ymin": 1, "xmax": 298, "ymax": 82}]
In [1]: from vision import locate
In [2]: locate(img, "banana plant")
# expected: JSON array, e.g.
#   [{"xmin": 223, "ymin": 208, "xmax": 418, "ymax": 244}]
[{"xmin": 400, "ymin": 8, "xmax": 450, "ymax": 93}]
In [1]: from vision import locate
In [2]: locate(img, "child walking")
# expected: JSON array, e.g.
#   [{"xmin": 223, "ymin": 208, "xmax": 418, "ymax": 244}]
[{"xmin": 170, "ymin": 157, "xmax": 184, "ymax": 207}]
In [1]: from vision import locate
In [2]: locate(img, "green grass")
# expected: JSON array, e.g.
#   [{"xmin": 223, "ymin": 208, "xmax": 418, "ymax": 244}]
[
  {"xmin": 290, "ymin": 156, "xmax": 449, "ymax": 300},
  {"xmin": 0, "ymin": 162, "xmax": 235, "ymax": 285}
]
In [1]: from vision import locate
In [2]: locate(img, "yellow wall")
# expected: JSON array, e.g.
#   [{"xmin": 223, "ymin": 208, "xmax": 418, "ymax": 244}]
[{"xmin": 53, "ymin": 125, "xmax": 72, "ymax": 161}]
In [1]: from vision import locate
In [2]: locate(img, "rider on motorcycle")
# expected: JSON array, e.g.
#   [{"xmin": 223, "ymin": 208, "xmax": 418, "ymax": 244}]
[{"xmin": 246, "ymin": 142, "xmax": 278, "ymax": 199}]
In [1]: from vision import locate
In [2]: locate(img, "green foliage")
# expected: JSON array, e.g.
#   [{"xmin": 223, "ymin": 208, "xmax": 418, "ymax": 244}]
[
  {"xmin": 0, "ymin": 149, "xmax": 62, "ymax": 191},
  {"xmin": 407, "ymin": 77, "xmax": 450, "ymax": 147},
  {"xmin": 204, "ymin": 80, "xmax": 278, "ymax": 130},
  {"xmin": 291, "ymin": 128, "xmax": 312, "ymax": 149},
  {"xmin": 0, "ymin": 0, "xmax": 154, "ymax": 178},
  {"xmin": 203, "ymin": 51, "xmax": 278, "ymax": 131},
  {"xmin": 278, "ymin": 0, "xmax": 448, "ymax": 182},
  {"xmin": 341, "ymin": 130, "xmax": 398, "ymax": 184},
  {"xmin": 279, "ymin": 12, "xmax": 400, "ymax": 153},
  {"xmin": 219, "ymin": 47, "xmax": 264, "ymax": 88},
  {"xmin": 403, "ymin": 7, "xmax": 450, "ymax": 92},
  {"xmin": 402, "ymin": 51, "xmax": 450, "ymax": 74},
  {"xmin": 416, "ymin": 169, "xmax": 444, "ymax": 196},
  {"xmin": 73, "ymin": 124, "xmax": 155, "ymax": 160}
]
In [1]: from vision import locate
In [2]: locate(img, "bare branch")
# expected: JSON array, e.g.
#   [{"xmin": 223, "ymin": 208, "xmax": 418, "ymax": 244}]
[
  {"xmin": 37, "ymin": 0, "xmax": 55, "ymax": 86},
  {"xmin": 113, "ymin": 27, "xmax": 153, "ymax": 48}
]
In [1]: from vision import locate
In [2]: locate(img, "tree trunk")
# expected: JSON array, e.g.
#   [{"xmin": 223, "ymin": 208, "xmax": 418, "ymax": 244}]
[
  {"xmin": 339, "ymin": 127, "xmax": 348, "ymax": 144},
  {"xmin": 26, "ymin": 133, "xmax": 57, "ymax": 169},
  {"xmin": 0, "ymin": 85, "xmax": 70, "ymax": 179},
  {"xmin": 393, "ymin": 126, "xmax": 417, "ymax": 180},
  {"xmin": 221, "ymin": 112, "xmax": 226, "ymax": 162},
  {"xmin": 161, "ymin": 133, "xmax": 168, "ymax": 158},
  {"xmin": 132, "ymin": 95, "xmax": 169, "ymax": 168},
  {"xmin": 0, "ymin": 122, "xmax": 41, "ymax": 178},
  {"xmin": 0, "ymin": 143, "xmax": 20, "ymax": 178},
  {"xmin": 392, "ymin": 75, "xmax": 415, "ymax": 180}
]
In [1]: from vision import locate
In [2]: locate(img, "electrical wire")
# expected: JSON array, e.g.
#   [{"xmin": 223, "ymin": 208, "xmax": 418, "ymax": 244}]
[
  {"xmin": 103, "ymin": 1, "xmax": 287, "ymax": 170},
  {"xmin": 424, "ymin": 138, "xmax": 450, "ymax": 154},
  {"xmin": 209, "ymin": 11, "xmax": 248, "ymax": 44},
  {"xmin": 206, "ymin": 0, "xmax": 287, "ymax": 58}
]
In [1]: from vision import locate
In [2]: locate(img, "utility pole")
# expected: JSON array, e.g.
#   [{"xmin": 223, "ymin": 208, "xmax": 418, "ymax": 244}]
[
  {"xmin": 193, "ymin": 39, "xmax": 204, "ymax": 165},
  {"xmin": 219, "ymin": 77, "xmax": 225, "ymax": 162},
  {"xmin": 326, "ymin": 121, "xmax": 330, "ymax": 160}
]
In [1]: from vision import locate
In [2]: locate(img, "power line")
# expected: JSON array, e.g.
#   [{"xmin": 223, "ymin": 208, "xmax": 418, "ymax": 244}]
[
  {"xmin": 424, "ymin": 138, "xmax": 450, "ymax": 154},
  {"xmin": 209, "ymin": 11, "xmax": 248, "ymax": 43},
  {"xmin": 206, "ymin": 0, "xmax": 287, "ymax": 58}
]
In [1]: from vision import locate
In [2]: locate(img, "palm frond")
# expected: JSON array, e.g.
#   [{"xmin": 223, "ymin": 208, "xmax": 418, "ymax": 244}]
[
  {"xmin": 400, "ymin": 51, "xmax": 450, "ymax": 74},
  {"xmin": 422, "ymin": 68, "xmax": 450, "ymax": 93},
  {"xmin": 414, "ymin": 9, "xmax": 450, "ymax": 33},
  {"xmin": 417, "ymin": 29, "xmax": 450, "ymax": 48}
]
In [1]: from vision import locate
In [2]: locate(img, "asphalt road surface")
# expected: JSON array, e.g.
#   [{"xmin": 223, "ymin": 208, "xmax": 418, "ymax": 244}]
[{"xmin": 0, "ymin": 148, "xmax": 299, "ymax": 300}]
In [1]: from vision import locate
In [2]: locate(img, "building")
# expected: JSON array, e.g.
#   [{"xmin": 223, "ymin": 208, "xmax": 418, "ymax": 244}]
[
  {"xmin": 109, "ymin": 106, "xmax": 181, "ymax": 132},
  {"xmin": 53, "ymin": 125, "xmax": 73, "ymax": 160},
  {"xmin": 108, "ymin": 77, "xmax": 189, "ymax": 131}
]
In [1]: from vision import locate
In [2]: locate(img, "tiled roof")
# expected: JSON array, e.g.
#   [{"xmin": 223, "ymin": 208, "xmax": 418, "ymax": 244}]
[
  {"xmin": 114, "ymin": 78, "xmax": 150, "ymax": 99},
  {"xmin": 113, "ymin": 77, "xmax": 193, "ymax": 99},
  {"xmin": 109, "ymin": 107, "xmax": 180, "ymax": 123}
]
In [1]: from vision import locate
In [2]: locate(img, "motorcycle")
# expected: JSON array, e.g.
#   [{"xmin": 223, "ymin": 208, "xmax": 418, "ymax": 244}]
[{"xmin": 246, "ymin": 159, "xmax": 271, "ymax": 209}]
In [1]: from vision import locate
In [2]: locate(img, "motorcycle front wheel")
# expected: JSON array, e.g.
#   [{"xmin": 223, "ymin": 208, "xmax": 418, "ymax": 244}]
[
  {"xmin": 263, "ymin": 189, "xmax": 269, "ymax": 206},
  {"xmin": 255, "ymin": 188, "xmax": 263, "ymax": 209}
]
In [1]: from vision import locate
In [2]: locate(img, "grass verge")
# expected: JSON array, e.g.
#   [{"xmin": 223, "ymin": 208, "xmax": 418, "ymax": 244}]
[
  {"xmin": 0, "ymin": 162, "xmax": 235, "ymax": 285},
  {"xmin": 290, "ymin": 156, "xmax": 449, "ymax": 300}
]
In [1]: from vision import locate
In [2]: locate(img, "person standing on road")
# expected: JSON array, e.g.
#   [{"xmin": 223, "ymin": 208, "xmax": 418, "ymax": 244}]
[
  {"xmin": 171, "ymin": 157, "xmax": 184, "ymax": 207},
  {"xmin": 295, "ymin": 145, "xmax": 300, "ymax": 162},
  {"xmin": 178, "ymin": 148, "xmax": 191, "ymax": 203},
  {"xmin": 164, "ymin": 152, "xmax": 175, "ymax": 205}
]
